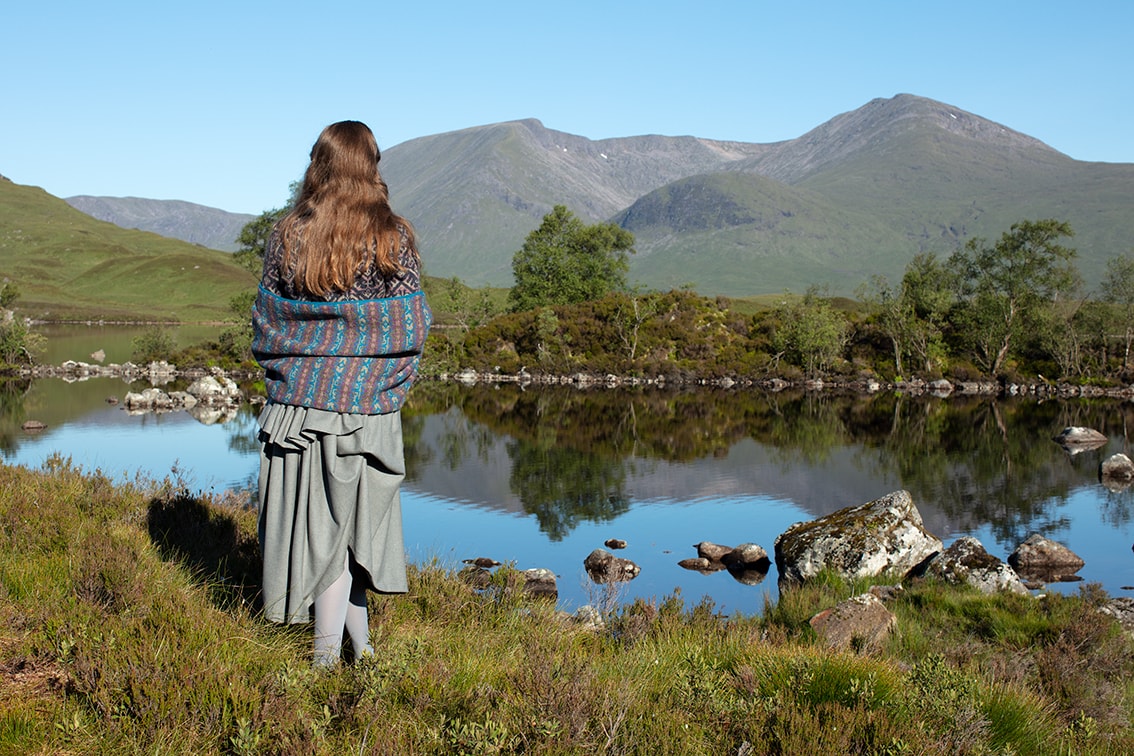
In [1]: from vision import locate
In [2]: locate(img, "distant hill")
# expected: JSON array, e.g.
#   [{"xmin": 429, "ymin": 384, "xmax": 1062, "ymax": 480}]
[
  {"xmin": 377, "ymin": 94, "xmax": 1134, "ymax": 295},
  {"xmin": 0, "ymin": 177, "xmax": 257, "ymax": 321},
  {"xmin": 64, "ymin": 196, "xmax": 254, "ymax": 252}
]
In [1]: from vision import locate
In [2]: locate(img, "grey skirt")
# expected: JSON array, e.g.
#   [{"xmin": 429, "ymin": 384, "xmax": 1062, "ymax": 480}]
[{"xmin": 257, "ymin": 402, "xmax": 408, "ymax": 624}]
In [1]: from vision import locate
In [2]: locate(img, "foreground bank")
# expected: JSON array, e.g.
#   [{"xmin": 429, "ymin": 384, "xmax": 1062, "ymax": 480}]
[{"xmin": 1, "ymin": 462, "xmax": 1132, "ymax": 754}]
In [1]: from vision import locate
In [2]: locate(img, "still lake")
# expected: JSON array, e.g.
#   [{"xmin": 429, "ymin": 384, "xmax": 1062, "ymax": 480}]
[{"xmin": 3, "ymin": 324, "xmax": 1133, "ymax": 614}]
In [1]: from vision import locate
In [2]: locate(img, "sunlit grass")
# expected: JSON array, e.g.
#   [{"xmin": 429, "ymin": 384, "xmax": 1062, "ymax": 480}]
[{"xmin": 2, "ymin": 458, "xmax": 1132, "ymax": 754}]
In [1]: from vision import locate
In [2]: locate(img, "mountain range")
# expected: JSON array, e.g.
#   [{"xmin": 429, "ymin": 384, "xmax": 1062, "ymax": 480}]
[
  {"xmin": 379, "ymin": 93, "xmax": 1133, "ymax": 295},
  {"xmin": 47, "ymin": 94, "xmax": 1134, "ymax": 297},
  {"xmin": 64, "ymin": 196, "xmax": 254, "ymax": 252}
]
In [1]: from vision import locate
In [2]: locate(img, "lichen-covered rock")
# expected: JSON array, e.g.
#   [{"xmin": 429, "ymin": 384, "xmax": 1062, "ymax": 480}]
[
  {"xmin": 583, "ymin": 549, "xmax": 640, "ymax": 584},
  {"xmin": 924, "ymin": 536, "xmax": 1028, "ymax": 595},
  {"xmin": 774, "ymin": 490, "xmax": 942, "ymax": 587},
  {"xmin": 809, "ymin": 593, "xmax": 897, "ymax": 653}
]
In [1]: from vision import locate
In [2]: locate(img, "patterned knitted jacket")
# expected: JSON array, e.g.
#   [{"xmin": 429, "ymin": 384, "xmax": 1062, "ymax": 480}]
[{"xmin": 251, "ymin": 285, "xmax": 432, "ymax": 414}]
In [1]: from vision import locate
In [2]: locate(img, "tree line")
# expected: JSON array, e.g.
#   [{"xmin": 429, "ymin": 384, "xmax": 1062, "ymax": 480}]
[{"xmin": 230, "ymin": 204, "xmax": 1134, "ymax": 386}]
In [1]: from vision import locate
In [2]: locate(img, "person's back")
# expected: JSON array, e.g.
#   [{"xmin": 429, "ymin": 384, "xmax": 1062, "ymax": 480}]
[{"xmin": 252, "ymin": 120, "xmax": 431, "ymax": 667}]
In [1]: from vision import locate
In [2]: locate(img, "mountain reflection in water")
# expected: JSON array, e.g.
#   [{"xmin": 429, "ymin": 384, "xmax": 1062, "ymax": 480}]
[{"xmin": 3, "ymin": 376, "xmax": 1133, "ymax": 615}]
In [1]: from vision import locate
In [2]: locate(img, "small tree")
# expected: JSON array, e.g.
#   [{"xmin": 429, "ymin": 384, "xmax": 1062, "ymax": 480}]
[
  {"xmin": 1101, "ymin": 253, "xmax": 1134, "ymax": 374},
  {"xmin": 509, "ymin": 206, "xmax": 634, "ymax": 312},
  {"xmin": 946, "ymin": 219, "xmax": 1078, "ymax": 375},
  {"xmin": 233, "ymin": 207, "xmax": 287, "ymax": 273},
  {"xmin": 0, "ymin": 280, "xmax": 46, "ymax": 366},
  {"xmin": 772, "ymin": 287, "xmax": 850, "ymax": 378}
]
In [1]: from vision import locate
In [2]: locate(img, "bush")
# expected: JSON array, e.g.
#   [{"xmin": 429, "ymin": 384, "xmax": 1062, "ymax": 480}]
[{"xmin": 132, "ymin": 326, "xmax": 176, "ymax": 363}]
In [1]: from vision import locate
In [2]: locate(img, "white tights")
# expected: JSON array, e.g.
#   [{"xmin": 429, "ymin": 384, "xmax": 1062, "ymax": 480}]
[{"xmin": 313, "ymin": 555, "xmax": 374, "ymax": 667}]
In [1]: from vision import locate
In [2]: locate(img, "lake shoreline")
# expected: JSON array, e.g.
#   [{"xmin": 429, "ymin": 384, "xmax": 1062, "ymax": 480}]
[{"xmin": 8, "ymin": 358, "xmax": 1134, "ymax": 402}]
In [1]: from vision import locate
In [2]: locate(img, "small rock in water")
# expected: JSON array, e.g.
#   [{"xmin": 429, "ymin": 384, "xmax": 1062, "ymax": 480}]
[
  {"xmin": 604, "ymin": 538, "xmax": 628, "ymax": 549},
  {"xmin": 677, "ymin": 557, "xmax": 719, "ymax": 572},
  {"xmin": 21, "ymin": 420, "xmax": 47, "ymax": 432},
  {"xmin": 90, "ymin": 349, "xmax": 106, "ymax": 363},
  {"xmin": 694, "ymin": 541, "xmax": 732, "ymax": 561},
  {"xmin": 584, "ymin": 549, "xmax": 640, "ymax": 584}
]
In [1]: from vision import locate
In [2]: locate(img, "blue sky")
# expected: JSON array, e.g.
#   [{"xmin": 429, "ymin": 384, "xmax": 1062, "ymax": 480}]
[{"xmin": 3, "ymin": 1, "xmax": 1130, "ymax": 215}]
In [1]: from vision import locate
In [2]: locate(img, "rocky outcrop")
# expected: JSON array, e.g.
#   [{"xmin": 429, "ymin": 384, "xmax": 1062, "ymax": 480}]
[
  {"xmin": 185, "ymin": 371, "xmax": 242, "ymax": 406},
  {"xmin": 122, "ymin": 369, "xmax": 242, "ymax": 416},
  {"xmin": 809, "ymin": 592, "xmax": 897, "ymax": 653},
  {"xmin": 584, "ymin": 549, "xmax": 640, "ymax": 584},
  {"xmin": 1007, "ymin": 534, "xmax": 1084, "ymax": 584},
  {"xmin": 923, "ymin": 536, "xmax": 1028, "ymax": 595},
  {"xmin": 774, "ymin": 490, "xmax": 942, "ymax": 587}
]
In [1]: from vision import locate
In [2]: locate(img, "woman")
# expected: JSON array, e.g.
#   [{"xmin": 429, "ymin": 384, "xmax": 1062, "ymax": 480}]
[{"xmin": 251, "ymin": 121, "xmax": 431, "ymax": 667}]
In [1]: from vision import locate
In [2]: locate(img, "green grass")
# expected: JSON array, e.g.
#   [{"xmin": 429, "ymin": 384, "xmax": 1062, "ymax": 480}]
[
  {"xmin": 2, "ymin": 460, "xmax": 1131, "ymax": 754},
  {"xmin": 0, "ymin": 179, "xmax": 257, "ymax": 322}
]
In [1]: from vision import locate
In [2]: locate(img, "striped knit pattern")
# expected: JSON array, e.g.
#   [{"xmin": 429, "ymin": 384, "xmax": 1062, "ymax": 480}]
[{"xmin": 252, "ymin": 285, "xmax": 432, "ymax": 415}]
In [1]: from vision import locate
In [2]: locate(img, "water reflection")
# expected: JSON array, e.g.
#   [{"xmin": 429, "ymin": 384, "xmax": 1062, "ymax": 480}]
[
  {"xmin": 3, "ymin": 375, "xmax": 1133, "ymax": 613},
  {"xmin": 404, "ymin": 383, "xmax": 1134, "ymax": 541}
]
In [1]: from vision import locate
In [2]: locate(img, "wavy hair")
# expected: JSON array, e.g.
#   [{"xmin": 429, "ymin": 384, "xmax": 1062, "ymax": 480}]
[{"xmin": 275, "ymin": 121, "xmax": 416, "ymax": 297}]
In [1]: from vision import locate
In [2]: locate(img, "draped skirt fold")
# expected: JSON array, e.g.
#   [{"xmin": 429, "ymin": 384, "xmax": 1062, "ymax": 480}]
[{"xmin": 257, "ymin": 403, "xmax": 407, "ymax": 624}]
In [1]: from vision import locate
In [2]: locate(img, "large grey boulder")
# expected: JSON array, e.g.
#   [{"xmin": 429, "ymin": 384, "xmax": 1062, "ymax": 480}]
[
  {"xmin": 774, "ymin": 490, "xmax": 942, "ymax": 588},
  {"xmin": 924, "ymin": 536, "xmax": 1028, "ymax": 595}
]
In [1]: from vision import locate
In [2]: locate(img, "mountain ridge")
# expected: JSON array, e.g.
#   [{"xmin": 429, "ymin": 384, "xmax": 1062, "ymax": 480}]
[
  {"xmin": 377, "ymin": 93, "xmax": 1131, "ymax": 293},
  {"xmin": 64, "ymin": 195, "xmax": 254, "ymax": 252}
]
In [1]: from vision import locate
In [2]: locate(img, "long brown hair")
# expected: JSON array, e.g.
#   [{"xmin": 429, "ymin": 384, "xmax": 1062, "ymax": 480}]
[{"xmin": 275, "ymin": 121, "xmax": 416, "ymax": 296}]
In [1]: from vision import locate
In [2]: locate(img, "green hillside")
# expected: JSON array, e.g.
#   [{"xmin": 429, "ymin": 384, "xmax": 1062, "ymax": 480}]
[
  {"xmin": 617, "ymin": 172, "xmax": 912, "ymax": 295},
  {"xmin": 0, "ymin": 178, "xmax": 257, "ymax": 321}
]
